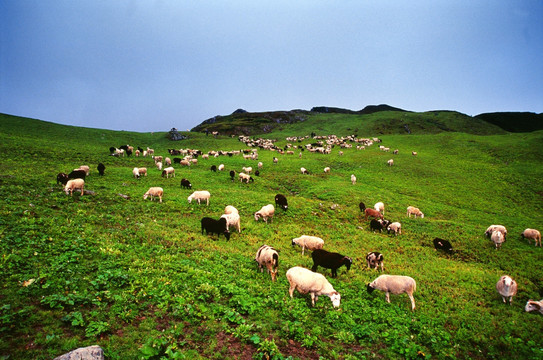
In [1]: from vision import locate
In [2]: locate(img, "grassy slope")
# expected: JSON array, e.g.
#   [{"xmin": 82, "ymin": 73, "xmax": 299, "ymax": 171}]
[{"xmin": 1, "ymin": 113, "xmax": 542, "ymax": 359}]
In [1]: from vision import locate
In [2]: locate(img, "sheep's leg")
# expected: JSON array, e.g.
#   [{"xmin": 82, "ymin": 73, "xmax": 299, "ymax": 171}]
[
  {"xmin": 288, "ymin": 284, "xmax": 295, "ymax": 298},
  {"xmin": 310, "ymin": 293, "xmax": 316, "ymax": 306},
  {"xmin": 408, "ymin": 293, "xmax": 416, "ymax": 310},
  {"xmin": 159, "ymin": 195, "xmax": 162, "ymax": 203},
  {"xmin": 385, "ymin": 292, "xmax": 390, "ymax": 303}
]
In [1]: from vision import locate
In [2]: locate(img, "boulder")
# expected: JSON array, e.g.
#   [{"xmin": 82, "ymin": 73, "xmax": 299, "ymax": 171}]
[{"xmin": 53, "ymin": 345, "xmax": 104, "ymax": 360}]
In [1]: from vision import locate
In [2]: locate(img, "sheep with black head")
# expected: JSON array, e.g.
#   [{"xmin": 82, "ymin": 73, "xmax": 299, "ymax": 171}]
[
  {"xmin": 200, "ymin": 217, "xmax": 230, "ymax": 240},
  {"xmin": 275, "ymin": 194, "xmax": 288, "ymax": 211}
]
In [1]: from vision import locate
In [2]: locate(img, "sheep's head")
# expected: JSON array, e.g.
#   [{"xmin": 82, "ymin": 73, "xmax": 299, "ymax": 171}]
[
  {"xmin": 329, "ymin": 291, "xmax": 341, "ymax": 308},
  {"xmin": 254, "ymin": 212, "xmax": 261, "ymax": 221},
  {"xmin": 223, "ymin": 230, "xmax": 231, "ymax": 241},
  {"xmin": 270, "ymin": 268, "xmax": 278, "ymax": 282},
  {"xmin": 143, "ymin": 193, "xmax": 149, "ymax": 200},
  {"xmin": 366, "ymin": 283, "xmax": 376, "ymax": 294},
  {"xmin": 525, "ymin": 300, "xmax": 541, "ymax": 313},
  {"xmin": 187, "ymin": 195, "xmax": 193, "ymax": 203},
  {"xmin": 343, "ymin": 257, "xmax": 353, "ymax": 270}
]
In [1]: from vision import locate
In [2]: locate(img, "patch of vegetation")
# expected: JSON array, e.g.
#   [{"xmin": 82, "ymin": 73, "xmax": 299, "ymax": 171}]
[{"xmin": 0, "ymin": 113, "xmax": 542, "ymax": 359}]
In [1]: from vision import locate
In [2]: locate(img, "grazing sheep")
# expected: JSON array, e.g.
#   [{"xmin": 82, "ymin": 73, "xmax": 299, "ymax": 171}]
[
  {"xmin": 291, "ymin": 235, "xmax": 324, "ymax": 256},
  {"xmin": 188, "ymin": 190, "xmax": 211, "ymax": 205},
  {"xmin": 324, "ymin": 167, "xmax": 330, "ymax": 173},
  {"xmin": 374, "ymin": 202, "xmax": 385, "ymax": 214},
  {"xmin": 143, "ymin": 187, "xmax": 163, "ymax": 203},
  {"xmin": 200, "ymin": 217, "xmax": 230, "ymax": 240},
  {"xmin": 164, "ymin": 157, "xmax": 171, "ymax": 166},
  {"xmin": 496, "ymin": 275, "xmax": 517, "ymax": 305},
  {"xmin": 311, "ymin": 249, "xmax": 352, "ymax": 278},
  {"xmin": 77, "ymin": 165, "xmax": 90, "ymax": 176},
  {"xmin": 218, "ymin": 164, "xmax": 225, "ymax": 171},
  {"xmin": 273, "ymin": 157, "xmax": 278, "ymax": 164},
  {"xmin": 254, "ymin": 204, "xmax": 275, "ymax": 223},
  {"xmin": 258, "ymin": 162, "xmax": 263, "ymax": 169},
  {"xmin": 387, "ymin": 159, "xmax": 394, "ymax": 166},
  {"xmin": 485, "ymin": 225, "xmax": 507, "ymax": 239},
  {"xmin": 491, "ymin": 230, "xmax": 505, "ymax": 249},
  {"xmin": 156, "ymin": 161, "xmax": 163, "ymax": 171},
  {"xmin": 210, "ymin": 165, "xmax": 217, "ymax": 172},
  {"xmin": 132, "ymin": 167, "xmax": 141, "ymax": 179},
  {"xmin": 68, "ymin": 169, "xmax": 86, "ymax": 180},
  {"xmin": 359, "ymin": 202, "xmax": 366, "ymax": 212},
  {"xmin": 300, "ymin": 167, "xmax": 309, "ymax": 175},
  {"xmin": 286, "ymin": 266, "xmax": 341, "ymax": 308},
  {"xmin": 433, "ymin": 238, "xmax": 453, "ymax": 253},
  {"xmin": 180, "ymin": 178, "xmax": 192, "ymax": 189},
  {"xmin": 138, "ymin": 167, "xmax": 147, "ymax": 177},
  {"xmin": 406, "ymin": 206, "xmax": 424, "ymax": 218},
  {"xmin": 370, "ymin": 219, "xmax": 387, "ymax": 232},
  {"xmin": 254, "ymin": 170, "xmax": 260, "ymax": 176},
  {"xmin": 525, "ymin": 300, "xmax": 543, "ymax": 314},
  {"xmin": 161, "ymin": 167, "xmax": 175, "ymax": 178},
  {"xmin": 221, "ymin": 207, "xmax": 241, "ymax": 233},
  {"xmin": 229, "ymin": 170, "xmax": 236, "ymax": 181},
  {"xmin": 179, "ymin": 159, "xmax": 191, "ymax": 167},
  {"xmin": 393, "ymin": 149, "xmax": 399, "ymax": 155},
  {"xmin": 366, "ymin": 252, "xmax": 384, "ymax": 271},
  {"xmin": 364, "ymin": 208, "xmax": 384, "ymax": 221},
  {"xmin": 255, "ymin": 245, "xmax": 279, "ymax": 281},
  {"xmin": 56, "ymin": 172, "xmax": 69, "ymax": 185},
  {"xmin": 367, "ymin": 275, "xmax": 417, "ymax": 310},
  {"xmin": 521, "ymin": 228, "xmax": 541, "ymax": 247},
  {"xmin": 64, "ymin": 179, "xmax": 85, "ymax": 196},
  {"xmin": 97, "ymin": 163, "xmax": 105, "ymax": 176},
  {"xmin": 242, "ymin": 166, "xmax": 253, "ymax": 174},
  {"xmin": 412, "ymin": 151, "xmax": 418, "ymax": 156},
  {"xmin": 387, "ymin": 222, "xmax": 402, "ymax": 236},
  {"xmin": 239, "ymin": 172, "xmax": 254, "ymax": 183},
  {"xmin": 274, "ymin": 194, "xmax": 288, "ymax": 211},
  {"xmin": 351, "ymin": 174, "xmax": 356, "ymax": 185}
]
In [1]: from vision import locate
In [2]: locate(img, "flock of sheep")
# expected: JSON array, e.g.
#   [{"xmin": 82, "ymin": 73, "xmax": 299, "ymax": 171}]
[{"xmin": 55, "ymin": 136, "xmax": 542, "ymax": 314}]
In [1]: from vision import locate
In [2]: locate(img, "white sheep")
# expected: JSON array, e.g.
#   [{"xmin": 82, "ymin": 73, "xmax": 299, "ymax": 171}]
[
  {"xmin": 224, "ymin": 205, "xmax": 239, "ymax": 215},
  {"xmin": 64, "ymin": 178, "xmax": 85, "ymax": 196},
  {"xmin": 485, "ymin": 225, "xmax": 507, "ymax": 239},
  {"xmin": 525, "ymin": 300, "xmax": 543, "ymax": 314},
  {"xmin": 162, "ymin": 166, "xmax": 175, "ymax": 178},
  {"xmin": 367, "ymin": 274, "xmax": 417, "ymax": 311},
  {"xmin": 291, "ymin": 235, "xmax": 324, "ymax": 256},
  {"xmin": 239, "ymin": 172, "xmax": 253, "ymax": 183},
  {"xmin": 132, "ymin": 167, "xmax": 140, "ymax": 178},
  {"xmin": 143, "ymin": 187, "xmax": 163, "ymax": 203},
  {"xmin": 323, "ymin": 167, "xmax": 330, "ymax": 173},
  {"xmin": 187, "ymin": 191, "xmax": 210, "ymax": 205},
  {"xmin": 255, "ymin": 245, "xmax": 279, "ymax": 281},
  {"xmin": 156, "ymin": 161, "xmax": 163, "ymax": 171},
  {"xmin": 491, "ymin": 230, "xmax": 505, "ymax": 250},
  {"xmin": 406, "ymin": 206, "xmax": 424, "ymax": 218},
  {"xmin": 254, "ymin": 204, "xmax": 275, "ymax": 223},
  {"xmin": 78, "ymin": 165, "xmax": 90, "ymax": 176},
  {"xmin": 180, "ymin": 159, "xmax": 191, "ymax": 167},
  {"xmin": 242, "ymin": 166, "xmax": 253, "ymax": 174},
  {"xmin": 387, "ymin": 222, "xmax": 402, "ymax": 235},
  {"xmin": 521, "ymin": 228, "xmax": 541, "ymax": 247},
  {"xmin": 218, "ymin": 164, "xmax": 225, "ymax": 171},
  {"xmin": 374, "ymin": 202, "xmax": 385, "ymax": 214},
  {"xmin": 300, "ymin": 167, "xmax": 309, "ymax": 175},
  {"xmin": 286, "ymin": 266, "xmax": 341, "ymax": 308},
  {"xmin": 387, "ymin": 159, "xmax": 394, "ymax": 166},
  {"xmin": 138, "ymin": 167, "xmax": 147, "ymax": 176},
  {"xmin": 351, "ymin": 174, "xmax": 356, "ymax": 185},
  {"xmin": 221, "ymin": 206, "xmax": 241, "ymax": 233},
  {"xmin": 258, "ymin": 162, "xmax": 263, "ymax": 169},
  {"xmin": 496, "ymin": 275, "xmax": 517, "ymax": 305}
]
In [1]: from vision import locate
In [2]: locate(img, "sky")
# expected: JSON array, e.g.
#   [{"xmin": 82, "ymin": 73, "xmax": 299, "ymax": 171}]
[{"xmin": 1, "ymin": 1, "xmax": 542, "ymax": 133}]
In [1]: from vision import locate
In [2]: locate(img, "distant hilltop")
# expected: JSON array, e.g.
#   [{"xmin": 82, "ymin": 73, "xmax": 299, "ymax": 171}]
[{"xmin": 191, "ymin": 104, "xmax": 542, "ymax": 136}]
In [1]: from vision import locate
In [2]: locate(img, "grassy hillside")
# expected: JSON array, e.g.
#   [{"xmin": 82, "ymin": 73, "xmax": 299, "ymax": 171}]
[{"xmin": 1, "ymin": 113, "xmax": 542, "ymax": 359}]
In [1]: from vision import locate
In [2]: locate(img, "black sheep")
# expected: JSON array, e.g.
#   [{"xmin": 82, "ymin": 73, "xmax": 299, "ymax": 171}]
[
  {"xmin": 97, "ymin": 163, "xmax": 106, "ymax": 176},
  {"xmin": 56, "ymin": 172, "xmax": 69, "ymax": 185},
  {"xmin": 68, "ymin": 169, "xmax": 86, "ymax": 180},
  {"xmin": 180, "ymin": 178, "xmax": 192, "ymax": 189},
  {"xmin": 173, "ymin": 157, "xmax": 182, "ymax": 164},
  {"xmin": 370, "ymin": 219, "xmax": 389, "ymax": 232},
  {"xmin": 210, "ymin": 165, "xmax": 217, "ymax": 172},
  {"xmin": 311, "ymin": 249, "xmax": 352, "ymax": 278},
  {"xmin": 254, "ymin": 170, "xmax": 260, "ymax": 176},
  {"xmin": 274, "ymin": 194, "xmax": 288, "ymax": 211},
  {"xmin": 201, "ymin": 217, "xmax": 230, "ymax": 240},
  {"xmin": 433, "ymin": 238, "xmax": 454, "ymax": 254},
  {"xmin": 359, "ymin": 202, "xmax": 366, "ymax": 212},
  {"xmin": 229, "ymin": 170, "xmax": 236, "ymax": 181}
]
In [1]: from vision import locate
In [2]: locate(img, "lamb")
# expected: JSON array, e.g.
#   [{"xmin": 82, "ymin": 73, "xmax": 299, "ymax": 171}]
[
  {"xmin": 525, "ymin": 300, "xmax": 543, "ymax": 314},
  {"xmin": 221, "ymin": 207, "xmax": 241, "ymax": 233},
  {"xmin": 132, "ymin": 167, "xmax": 141, "ymax": 179},
  {"xmin": 64, "ymin": 178, "xmax": 85, "ymax": 196},
  {"xmin": 311, "ymin": 249, "xmax": 352, "ymax": 278},
  {"xmin": 300, "ymin": 167, "xmax": 309, "ymax": 175},
  {"xmin": 97, "ymin": 163, "xmax": 105, "ymax": 176},
  {"xmin": 143, "ymin": 187, "xmax": 163, "ymax": 203},
  {"xmin": 274, "ymin": 194, "xmax": 288, "ymax": 211},
  {"xmin": 406, "ymin": 206, "xmax": 424, "ymax": 218},
  {"xmin": 254, "ymin": 204, "xmax": 275, "ymax": 223},
  {"xmin": 387, "ymin": 159, "xmax": 394, "ymax": 166},
  {"xmin": 366, "ymin": 252, "xmax": 384, "ymax": 271},
  {"xmin": 521, "ymin": 228, "xmax": 541, "ymax": 247},
  {"xmin": 180, "ymin": 178, "xmax": 192, "ymax": 189},
  {"xmin": 286, "ymin": 266, "xmax": 341, "ymax": 308},
  {"xmin": 387, "ymin": 222, "xmax": 402, "ymax": 236},
  {"xmin": 56, "ymin": 172, "xmax": 69, "ymax": 185},
  {"xmin": 351, "ymin": 174, "xmax": 356, "ymax": 185},
  {"xmin": 291, "ymin": 235, "xmax": 324, "ymax": 256},
  {"xmin": 255, "ymin": 245, "xmax": 279, "ymax": 281},
  {"xmin": 485, "ymin": 225, "xmax": 507, "ymax": 239},
  {"xmin": 496, "ymin": 275, "xmax": 517, "ymax": 305},
  {"xmin": 200, "ymin": 217, "xmax": 230, "ymax": 240},
  {"xmin": 187, "ymin": 190, "xmax": 211, "ymax": 205},
  {"xmin": 374, "ymin": 202, "xmax": 385, "ymax": 214},
  {"xmin": 239, "ymin": 172, "xmax": 254, "ymax": 183},
  {"xmin": 161, "ymin": 167, "xmax": 175, "ymax": 178},
  {"xmin": 367, "ymin": 275, "xmax": 417, "ymax": 310},
  {"xmin": 433, "ymin": 238, "xmax": 453, "ymax": 253},
  {"xmin": 491, "ymin": 230, "xmax": 505, "ymax": 249},
  {"xmin": 364, "ymin": 208, "xmax": 384, "ymax": 221}
]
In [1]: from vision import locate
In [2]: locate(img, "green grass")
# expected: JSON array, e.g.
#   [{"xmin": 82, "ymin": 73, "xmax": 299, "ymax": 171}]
[{"xmin": 1, "ymin": 112, "xmax": 542, "ymax": 359}]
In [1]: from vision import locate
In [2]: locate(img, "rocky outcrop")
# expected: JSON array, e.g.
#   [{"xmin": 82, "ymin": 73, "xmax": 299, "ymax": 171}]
[{"xmin": 53, "ymin": 345, "xmax": 104, "ymax": 360}]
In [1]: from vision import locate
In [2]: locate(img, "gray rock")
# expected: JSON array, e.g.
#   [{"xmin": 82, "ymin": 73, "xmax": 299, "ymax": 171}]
[{"xmin": 53, "ymin": 345, "xmax": 104, "ymax": 360}]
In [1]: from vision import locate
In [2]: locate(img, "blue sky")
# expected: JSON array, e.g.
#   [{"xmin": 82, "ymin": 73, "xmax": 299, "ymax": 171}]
[{"xmin": 1, "ymin": 1, "xmax": 542, "ymax": 132}]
